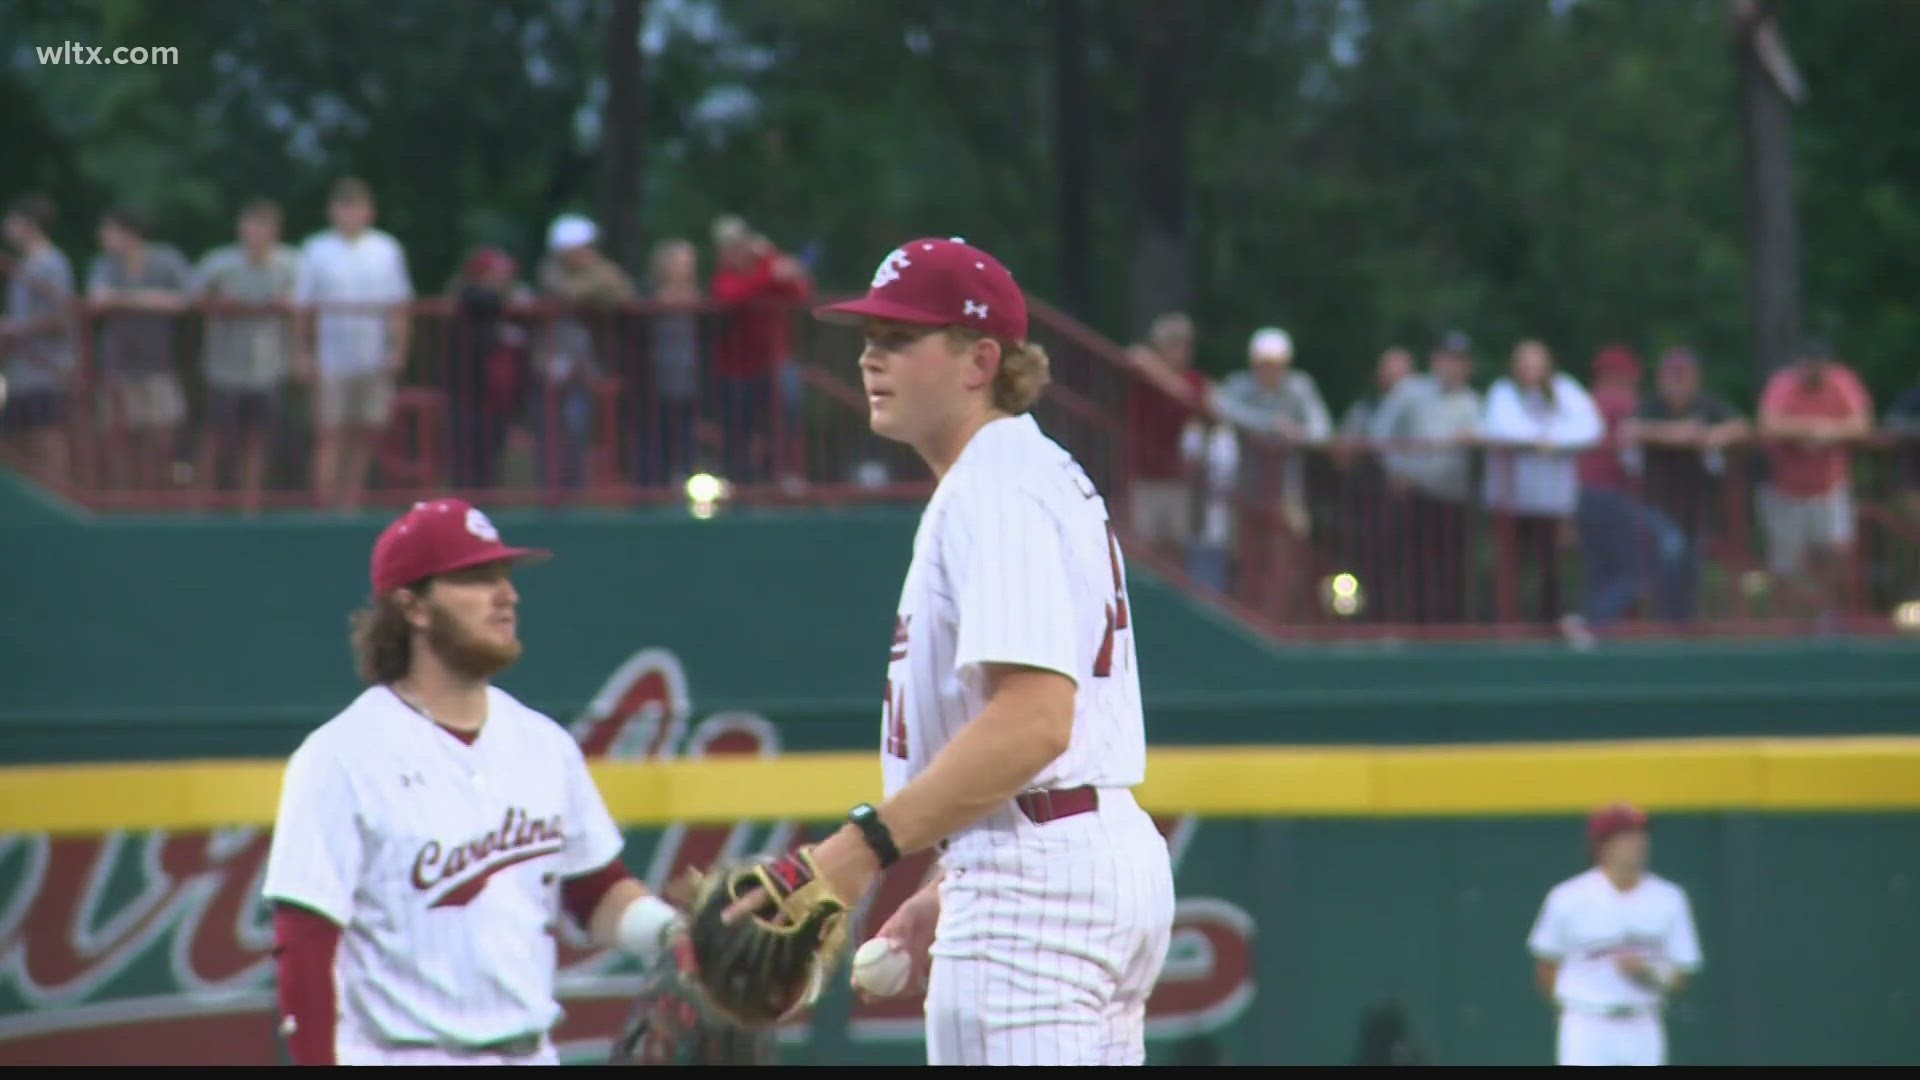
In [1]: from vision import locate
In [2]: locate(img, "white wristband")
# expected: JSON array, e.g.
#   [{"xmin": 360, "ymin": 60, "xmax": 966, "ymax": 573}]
[{"xmin": 614, "ymin": 895, "xmax": 680, "ymax": 967}]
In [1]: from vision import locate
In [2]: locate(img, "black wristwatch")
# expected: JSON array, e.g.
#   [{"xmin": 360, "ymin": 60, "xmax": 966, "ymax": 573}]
[{"xmin": 846, "ymin": 803, "xmax": 901, "ymax": 869}]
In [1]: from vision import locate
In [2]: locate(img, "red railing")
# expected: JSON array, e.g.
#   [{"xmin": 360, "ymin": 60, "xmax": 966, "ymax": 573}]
[
  {"xmin": 1137, "ymin": 429, "xmax": 1920, "ymax": 641},
  {"xmin": 4, "ymin": 295, "xmax": 1916, "ymax": 640}
]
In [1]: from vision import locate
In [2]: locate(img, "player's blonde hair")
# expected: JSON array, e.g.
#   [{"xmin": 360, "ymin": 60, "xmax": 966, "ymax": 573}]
[{"xmin": 944, "ymin": 327, "xmax": 1051, "ymax": 414}]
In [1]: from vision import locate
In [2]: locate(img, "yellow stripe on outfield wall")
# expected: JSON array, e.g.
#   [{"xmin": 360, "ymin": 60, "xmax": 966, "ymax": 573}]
[{"xmin": 2, "ymin": 737, "xmax": 1918, "ymax": 834}]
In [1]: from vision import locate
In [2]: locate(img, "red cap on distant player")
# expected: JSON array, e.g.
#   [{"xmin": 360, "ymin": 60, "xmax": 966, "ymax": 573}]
[
  {"xmin": 370, "ymin": 498, "xmax": 551, "ymax": 597},
  {"xmin": 1587, "ymin": 801, "xmax": 1650, "ymax": 852},
  {"xmin": 813, "ymin": 236, "xmax": 1028, "ymax": 341}
]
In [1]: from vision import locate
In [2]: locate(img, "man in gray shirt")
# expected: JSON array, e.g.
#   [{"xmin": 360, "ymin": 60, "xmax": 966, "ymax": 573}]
[
  {"xmin": 1367, "ymin": 332, "xmax": 1484, "ymax": 623},
  {"xmin": 2, "ymin": 194, "xmax": 76, "ymax": 484},
  {"xmin": 191, "ymin": 199, "xmax": 299, "ymax": 510},
  {"xmin": 1211, "ymin": 327, "xmax": 1332, "ymax": 618},
  {"xmin": 89, "ymin": 205, "xmax": 192, "ymax": 491}
]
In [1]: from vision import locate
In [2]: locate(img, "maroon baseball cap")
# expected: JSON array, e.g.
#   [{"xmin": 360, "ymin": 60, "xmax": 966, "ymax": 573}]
[
  {"xmin": 813, "ymin": 237, "xmax": 1028, "ymax": 341},
  {"xmin": 1587, "ymin": 801, "xmax": 1650, "ymax": 852},
  {"xmin": 370, "ymin": 498, "xmax": 551, "ymax": 597}
]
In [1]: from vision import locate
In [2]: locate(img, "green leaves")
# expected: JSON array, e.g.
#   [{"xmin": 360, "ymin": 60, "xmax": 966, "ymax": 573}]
[{"xmin": 3, "ymin": 0, "xmax": 1912, "ymax": 408}]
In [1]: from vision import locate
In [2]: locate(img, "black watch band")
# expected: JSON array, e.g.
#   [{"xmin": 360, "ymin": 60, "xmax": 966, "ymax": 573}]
[{"xmin": 846, "ymin": 803, "xmax": 901, "ymax": 869}]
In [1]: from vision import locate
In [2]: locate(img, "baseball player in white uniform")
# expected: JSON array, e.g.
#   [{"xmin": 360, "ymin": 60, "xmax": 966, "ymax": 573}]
[
  {"xmin": 732, "ymin": 237, "xmax": 1175, "ymax": 1065},
  {"xmin": 260, "ymin": 498, "xmax": 683, "ymax": 1065},
  {"xmin": 1527, "ymin": 802, "xmax": 1703, "ymax": 1066}
]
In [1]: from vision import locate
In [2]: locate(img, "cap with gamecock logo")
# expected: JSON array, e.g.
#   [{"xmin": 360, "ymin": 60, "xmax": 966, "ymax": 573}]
[
  {"xmin": 370, "ymin": 498, "xmax": 552, "ymax": 597},
  {"xmin": 813, "ymin": 237, "xmax": 1027, "ymax": 341}
]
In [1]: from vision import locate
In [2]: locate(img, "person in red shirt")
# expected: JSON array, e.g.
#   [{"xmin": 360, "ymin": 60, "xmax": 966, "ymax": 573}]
[
  {"xmin": 709, "ymin": 215, "xmax": 811, "ymax": 483},
  {"xmin": 1757, "ymin": 340, "xmax": 1873, "ymax": 620}
]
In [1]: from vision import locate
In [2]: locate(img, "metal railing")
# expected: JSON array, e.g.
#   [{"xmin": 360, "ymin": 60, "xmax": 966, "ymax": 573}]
[
  {"xmin": 4, "ymin": 295, "xmax": 1916, "ymax": 639},
  {"xmin": 1131, "ymin": 428, "xmax": 1920, "ymax": 641}
]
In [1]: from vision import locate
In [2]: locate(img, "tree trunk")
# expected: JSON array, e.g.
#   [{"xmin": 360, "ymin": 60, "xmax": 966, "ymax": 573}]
[
  {"xmin": 600, "ymin": 0, "xmax": 645, "ymax": 274},
  {"xmin": 1053, "ymin": 0, "xmax": 1093, "ymax": 319},
  {"xmin": 1735, "ymin": 0, "xmax": 1801, "ymax": 377},
  {"xmin": 1129, "ymin": 0, "xmax": 1190, "ymax": 342}
]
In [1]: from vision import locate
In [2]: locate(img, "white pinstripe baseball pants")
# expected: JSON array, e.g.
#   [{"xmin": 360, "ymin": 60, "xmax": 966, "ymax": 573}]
[{"xmin": 924, "ymin": 789, "xmax": 1176, "ymax": 1066}]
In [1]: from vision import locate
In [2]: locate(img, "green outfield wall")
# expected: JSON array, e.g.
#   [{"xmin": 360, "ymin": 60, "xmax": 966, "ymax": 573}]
[{"xmin": 0, "ymin": 507, "xmax": 1915, "ymax": 1065}]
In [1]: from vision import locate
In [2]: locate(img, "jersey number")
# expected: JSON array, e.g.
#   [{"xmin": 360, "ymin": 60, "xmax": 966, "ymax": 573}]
[
  {"xmin": 1094, "ymin": 519, "xmax": 1131, "ymax": 678},
  {"xmin": 883, "ymin": 677, "xmax": 908, "ymax": 758}
]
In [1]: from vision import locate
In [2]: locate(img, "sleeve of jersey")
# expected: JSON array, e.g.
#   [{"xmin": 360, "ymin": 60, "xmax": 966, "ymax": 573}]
[
  {"xmin": 261, "ymin": 740, "xmax": 362, "ymax": 926},
  {"xmin": 1526, "ymin": 891, "xmax": 1565, "ymax": 960},
  {"xmin": 272, "ymin": 902, "xmax": 341, "ymax": 1065},
  {"xmin": 557, "ymin": 740, "xmax": 627, "ymax": 879},
  {"xmin": 947, "ymin": 487, "xmax": 1081, "ymax": 688}
]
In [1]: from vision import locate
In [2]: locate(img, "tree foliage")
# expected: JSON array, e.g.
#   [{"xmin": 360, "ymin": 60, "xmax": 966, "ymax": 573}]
[{"xmin": 2, "ymin": 0, "xmax": 1913, "ymax": 412}]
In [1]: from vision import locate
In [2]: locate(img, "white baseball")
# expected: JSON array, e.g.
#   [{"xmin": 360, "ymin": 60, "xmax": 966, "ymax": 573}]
[{"xmin": 850, "ymin": 937, "xmax": 913, "ymax": 997}]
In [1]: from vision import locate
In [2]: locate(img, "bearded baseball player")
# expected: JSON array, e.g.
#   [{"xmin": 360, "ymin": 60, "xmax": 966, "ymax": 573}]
[
  {"xmin": 1527, "ymin": 802, "xmax": 1703, "ymax": 1067},
  {"xmin": 713, "ymin": 237, "xmax": 1176, "ymax": 1065},
  {"xmin": 260, "ymin": 498, "xmax": 685, "ymax": 1065}
]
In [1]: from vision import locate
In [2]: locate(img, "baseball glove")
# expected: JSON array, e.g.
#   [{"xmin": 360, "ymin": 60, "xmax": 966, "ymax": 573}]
[
  {"xmin": 607, "ymin": 933, "xmax": 779, "ymax": 1065},
  {"xmin": 677, "ymin": 846, "xmax": 853, "ymax": 1030}
]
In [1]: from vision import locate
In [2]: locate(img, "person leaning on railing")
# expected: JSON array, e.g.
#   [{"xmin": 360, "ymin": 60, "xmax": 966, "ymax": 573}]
[
  {"xmin": 1209, "ymin": 327, "xmax": 1333, "ymax": 619},
  {"xmin": 1366, "ymin": 332, "xmax": 1483, "ymax": 625},
  {"xmin": 1617, "ymin": 347, "xmax": 1749, "ymax": 624},
  {"xmin": 0, "ymin": 193, "xmax": 76, "ymax": 487},
  {"xmin": 88, "ymin": 204, "xmax": 192, "ymax": 493},
  {"xmin": 534, "ymin": 214, "xmax": 634, "ymax": 491},
  {"xmin": 1755, "ymin": 340, "xmax": 1873, "ymax": 624},
  {"xmin": 1478, "ymin": 339, "xmax": 1603, "ymax": 630}
]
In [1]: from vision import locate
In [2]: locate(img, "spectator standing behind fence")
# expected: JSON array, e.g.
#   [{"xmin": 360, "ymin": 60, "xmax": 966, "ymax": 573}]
[
  {"xmin": 1756, "ymin": 339, "xmax": 1872, "ymax": 626},
  {"xmin": 1620, "ymin": 348, "xmax": 1748, "ymax": 624},
  {"xmin": 294, "ymin": 178, "xmax": 412, "ymax": 512},
  {"xmin": 447, "ymin": 247, "xmax": 530, "ymax": 490},
  {"xmin": 189, "ymin": 199, "xmax": 298, "ymax": 513},
  {"xmin": 1123, "ymin": 313, "xmax": 1213, "ymax": 565},
  {"xmin": 1480, "ymin": 339, "xmax": 1602, "ymax": 633},
  {"xmin": 641, "ymin": 238, "xmax": 703, "ymax": 487},
  {"xmin": 1335, "ymin": 347, "xmax": 1415, "ymax": 622},
  {"xmin": 535, "ymin": 214, "xmax": 633, "ymax": 492},
  {"xmin": 708, "ymin": 214, "xmax": 810, "ymax": 484},
  {"xmin": 1212, "ymin": 327, "xmax": 1332, "ymax": 619},
  {"xmin": 1368, "ymin": 331, "xmax": 1482, "ymax": 625},
  {"xmin": 88, "ymin": 205, "xmax": 191, "ymax": 492},
  {"xmin": 1, "ymin": 194, "xmax": 75, "ymax": 486},
  {"xmin": 1571, "ymin": 344, "xmax": 1686, "ymax": 637}
]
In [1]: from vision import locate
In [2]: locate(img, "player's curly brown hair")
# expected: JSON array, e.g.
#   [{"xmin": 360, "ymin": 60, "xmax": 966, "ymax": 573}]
[
  {"xmin": 943, "ymin": 327, "xmax": 1052, "ymax": 414},
  {"xmin": 348, "ymin": 590, "xmax": 416, "ymax": 686}
]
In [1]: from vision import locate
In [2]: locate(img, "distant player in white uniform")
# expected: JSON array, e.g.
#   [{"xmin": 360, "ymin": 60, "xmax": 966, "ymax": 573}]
[
  {"xmin": 757, "ymin": 237, "xmax": 1176, "ymax": 1065},
  {"xmin": 261, "ymin": 497, "xmax": 683, "ymax": 1065},
  {"xmin": 1527, "ymin": 802, "xmax": 1703, "ymax": 1066}
]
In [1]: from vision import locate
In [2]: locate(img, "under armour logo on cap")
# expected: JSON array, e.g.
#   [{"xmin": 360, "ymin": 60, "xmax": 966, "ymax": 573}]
[{"xmin": 964, "ymin": 300, "xmax": 989, "ymax": 319}]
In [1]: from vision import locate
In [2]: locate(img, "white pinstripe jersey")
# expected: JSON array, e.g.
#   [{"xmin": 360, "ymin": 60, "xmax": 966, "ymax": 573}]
[
  {"xmin": 261, "ymin": 685, "xmax": 625, "ymax": 1047},
  {"xmin": 882, "ymin": 414, "xmax": 1149, "ymax": 846}
]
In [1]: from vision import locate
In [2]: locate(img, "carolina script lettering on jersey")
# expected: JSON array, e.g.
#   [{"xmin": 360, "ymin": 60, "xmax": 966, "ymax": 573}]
[{"xmin": 411, "ymin": 806, "xmax": 568, "ymax": 907}]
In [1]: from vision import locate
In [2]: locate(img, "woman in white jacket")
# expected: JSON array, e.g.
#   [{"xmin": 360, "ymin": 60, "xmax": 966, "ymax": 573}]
[{"xmin": 1480, "ymin": 339, "xmax": 1603, "ymax": 626}]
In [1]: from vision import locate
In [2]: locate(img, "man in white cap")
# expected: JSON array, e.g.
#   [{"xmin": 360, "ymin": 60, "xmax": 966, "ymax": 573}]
[
  {"xmin": 533, "ymin": 213, "xmax": 634, "ymax": 490},
  {"xmin": 1208, "ymin": 327, "xmax": 1332, "ymax": 613}
]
